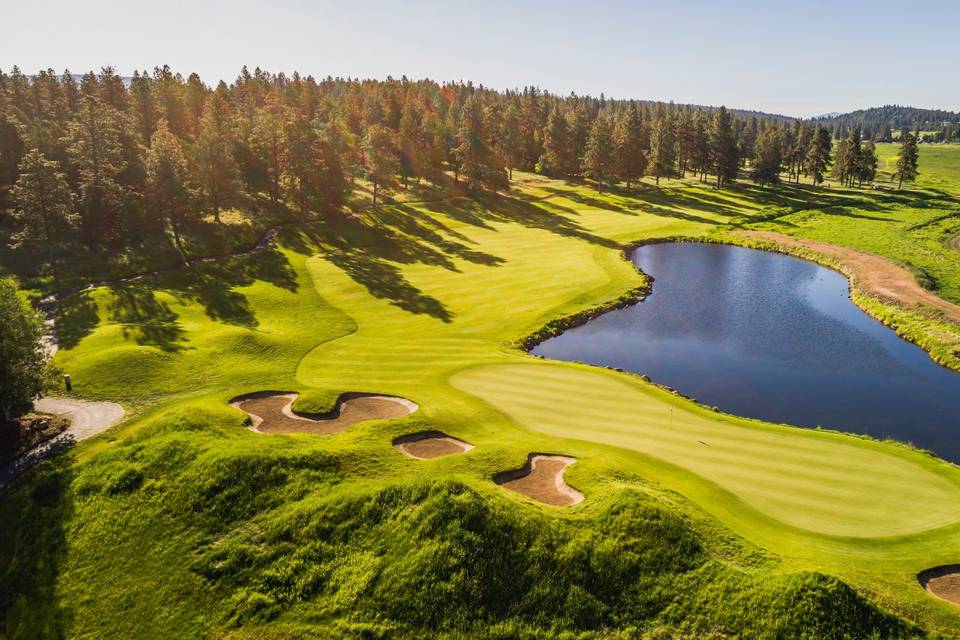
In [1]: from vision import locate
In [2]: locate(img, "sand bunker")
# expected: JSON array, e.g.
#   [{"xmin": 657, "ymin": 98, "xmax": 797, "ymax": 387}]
[
  {"xmin": 948, "ymin": 233, "xmax": 960, "ymax": 255},
  {"xmin": 393, "ymin": 431, "xmax": 474, "ymax": 459},
  {"xmin": 918, "ymin": 565, "xmax": 960, "ymax": 606},
  {"xmin": 494, "ymin": 454, "xmax": 584, "ymax": 506},
  {"xmin": 230, "ymin": 391, "xmax": 417, "ymax": 435}
]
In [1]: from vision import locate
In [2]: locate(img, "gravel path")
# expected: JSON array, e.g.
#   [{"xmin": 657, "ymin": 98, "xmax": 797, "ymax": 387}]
[{"xmin": 0, "ymin": 397, "xmax": 125, "ymax": 490}]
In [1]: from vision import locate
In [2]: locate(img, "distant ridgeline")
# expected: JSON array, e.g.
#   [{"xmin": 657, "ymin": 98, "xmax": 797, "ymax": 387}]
[{"xmin": 814, "ymin": 106, "xmax": 960, "ymax": 142}]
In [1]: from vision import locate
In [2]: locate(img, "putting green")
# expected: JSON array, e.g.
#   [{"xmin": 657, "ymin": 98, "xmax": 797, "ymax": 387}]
[{"xmin": 453, "ymin": 362, "xmax": 960, "ymax": 537}]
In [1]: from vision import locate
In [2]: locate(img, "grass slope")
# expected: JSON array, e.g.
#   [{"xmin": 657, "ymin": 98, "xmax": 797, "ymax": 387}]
[{"xmin": 4, "ymin": 156, "xmax": 960, "ymax": 638}]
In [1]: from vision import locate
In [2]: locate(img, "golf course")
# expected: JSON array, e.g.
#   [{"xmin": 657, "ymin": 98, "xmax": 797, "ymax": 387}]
[{"xmin": 3, "ymin": 137, "xmax": 960, "ymax": 638}]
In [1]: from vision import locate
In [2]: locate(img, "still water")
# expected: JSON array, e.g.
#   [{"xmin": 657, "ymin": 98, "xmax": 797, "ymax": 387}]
[{"xmin": 532, "ymin": 243, "xmax": 960, "ymax": 462}]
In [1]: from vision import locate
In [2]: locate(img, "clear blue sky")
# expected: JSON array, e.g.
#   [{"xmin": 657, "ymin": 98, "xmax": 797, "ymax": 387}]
[{"xmin": 2, "ymin": 0, "xmax": 958, "ymax": 117}]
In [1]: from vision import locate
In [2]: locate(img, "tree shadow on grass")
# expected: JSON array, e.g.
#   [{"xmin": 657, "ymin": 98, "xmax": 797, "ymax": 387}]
[
  {"xmin": 324, "ymin": 248, "xmax": 453, "ymax": 323},
  {"xmin": 109, "ymin": 284, "xmax": 186, "ymax": 352},
  {"xmin": 142, "ymin": 246, "xmax": 303, "ymax": 330},
  {"xmin": 54, "ymin": 291, "xmax": 100, "ymax": 350},
  {"xmin": 0, "ymin": 455, "xmax": 74, "ymax": 638}
]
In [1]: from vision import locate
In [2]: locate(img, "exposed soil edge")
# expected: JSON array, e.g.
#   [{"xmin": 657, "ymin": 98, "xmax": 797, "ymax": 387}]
[{"xmin": 918, "ymin": 565, "xmax": 960, "ymax": 606}]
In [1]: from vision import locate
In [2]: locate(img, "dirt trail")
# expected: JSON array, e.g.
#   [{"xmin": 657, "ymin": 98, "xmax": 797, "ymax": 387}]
[
  {"xmin": 495, "ymin": 454, "xmax": 584, "ymax": 506},
  {"xmin": 739, "ymin": 231, "xmax": 960, "ymax": 324},
  {"xmin": 231, "ymin": 392, "xmax": 417, "ymax": 435},
  {"xmin": 38, "ymin": 224, "xmax": 285, "ymax": 356},
  {"xmin": 0, "ymin": 397, "xmax": 125, "ymax": 490},
  {"xmin": 393, "ymin": 431, "xmax": 474, "ymax": 459}
]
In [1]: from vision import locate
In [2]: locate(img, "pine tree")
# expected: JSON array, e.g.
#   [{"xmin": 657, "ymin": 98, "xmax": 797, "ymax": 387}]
[
  {"xmin": 129, "ymin": 71, "xmax": 158, "ymax": 145},
  {"xmin": 419, "ymin": 109, "xmax": 447, "ymax": 185},
  {"xmin": 613, "ymin": 104, "xmax": 646, "ymax": 190},
  {"xmin": 252, "ymin": 101, "xmax": 286, "ymax": 202},
  {"xmin": 500, "ymin": 104, "xmax": 522, "ymax": 181},
  {"xmin": 649, "ymin": 112, "xmax": 676, "ymax": 185},
  {"xmin": 193, "ymin": 88, "xmax": 240, "ymax": 222},
  {"xmin": 582, "ymin": 112, "xmax": 615, "ymax": 190},
  {"xmin": 894, "ymin": 129, "xmax": 919, "ymax": 189},
  {"xmin": 831, "ymin": 127, "xmax": 865, "ymax": 187},
  {"xmin": 858, "ymin": 141, "xmax": 878, "ymax": 186},
  {"xmin": 145, "ymin": 121, "xmax": 195, "ymax": 255},
  {"xmin": 65, "ymin": 95, "xmax": 126, "ymax": 251},
  {"xmin": 10, "ymin": 149, "xmax": 77, "ymax": 283},
  {"xmin": 804, "ymin": 125, "xmax": 832, "ymax": 186},
  {"xmin": 362, "ymin": 124, "xmax": 398, "ymax": 207},
  {"xmin": 540, "ymin": 105, "xmax": 572, "ymax": 177},
  {"xmin": 753, "ymin": 127, "xmax": 783, "ymax": 186},
  {"xmin": 566, "ymin": 105, "xmax": 589, "ymax": 174},
  {"xmin": 456, "ymin": 95, "xmax": 507, "ymax": 193},
  {"xmin": 831, "ymin": 139, "xmax": 853, "ymax": 186},
  {"xmin": 709, "ymin": 106, "xmax": 739, "ymax": 188},
  {"xmin": 397, "ymin": 99, "xmax": 422, "ymax": 188},
  {"xmin": 690, "ymin": 111, "xmax": 710, "ymax": 182}
]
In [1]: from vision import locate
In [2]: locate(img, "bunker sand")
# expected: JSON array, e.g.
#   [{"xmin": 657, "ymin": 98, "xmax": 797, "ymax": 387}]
[
  {"xmin": 740, "ymin": 230, "xmax": 960, "ymax": 323},
  {"xmin": 495, "ymin": 454, "xmax": 584, "ymax": 506},
  {"xmin": 393, "ymin": 431, "xmax": 474, "ymax": 459},
  {"xmin": 231, "ymin": 392, "xmax": 417, "ymax": 435},
  {"xmin": 918, "ymin": 566, "xmax": 960, "ymax": 606},
  {"xmin": 948, "ymin": 233, "xmax": 960, "ymax": 255}
]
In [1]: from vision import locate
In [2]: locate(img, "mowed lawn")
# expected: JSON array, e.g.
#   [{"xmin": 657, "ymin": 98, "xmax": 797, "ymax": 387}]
[{"xmin": 11, "ymin": 161, "xmax": 960, "ymax": 634}]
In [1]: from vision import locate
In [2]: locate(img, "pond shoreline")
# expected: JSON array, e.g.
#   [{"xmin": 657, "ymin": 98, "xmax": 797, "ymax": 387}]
[{"xmin": 517, "ymin": 237, "xmax": 960, "ymax": 465}]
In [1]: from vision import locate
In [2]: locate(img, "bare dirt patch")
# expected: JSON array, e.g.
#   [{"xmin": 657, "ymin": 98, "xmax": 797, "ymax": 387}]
[
  {"xmin": 918, "ymin": 565, "xmax": 960, "ymax": 606},
  {"xmin": 494, "ymin": 454, "xmax": 584, "ymax": 506},
  {"xmin": 392, "ymin": 431, "xmax": 474, "ymax": 459},
  {"xmin": 739, "ymin": 231, "xmax": 960, "ymax": 324},
  {"xmin": 231, "ymin": 391, "xmax": 417, "ymax": 435}
]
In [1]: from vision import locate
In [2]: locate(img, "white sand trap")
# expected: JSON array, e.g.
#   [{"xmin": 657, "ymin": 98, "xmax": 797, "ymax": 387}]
[
  {"xmin": 393, "ymin": 431, "xmax": 474, "ymax": 459},
  {"xmin": 494, "ymin": 454, "xmax": 584, "ymax": 506}
]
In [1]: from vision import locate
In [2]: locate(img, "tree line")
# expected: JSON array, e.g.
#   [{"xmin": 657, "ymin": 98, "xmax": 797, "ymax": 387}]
[
  {"xmin": 816, "ymin": 105, "xmax": 960, "ymax": 143},
  {"xmin": 0, "ymin": 66, "xmax": 919, "ymax": 285}
]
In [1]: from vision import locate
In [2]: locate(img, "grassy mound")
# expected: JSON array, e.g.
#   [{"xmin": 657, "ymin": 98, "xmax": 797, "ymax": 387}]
[{"xmin": 0, "ymin": 409, "xmax": 916, "ymax": 639}]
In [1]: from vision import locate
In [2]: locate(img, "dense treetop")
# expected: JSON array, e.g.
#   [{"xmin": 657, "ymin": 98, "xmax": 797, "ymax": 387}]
[{"xmin": 0, "ymin": 66, "xmax": 926, "ymax": 289}]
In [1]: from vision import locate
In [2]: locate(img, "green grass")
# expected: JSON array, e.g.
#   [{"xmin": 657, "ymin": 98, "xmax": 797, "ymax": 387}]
[{"xmin": 5, "ymin": 160, "xmax": 960, "ymax": 638}]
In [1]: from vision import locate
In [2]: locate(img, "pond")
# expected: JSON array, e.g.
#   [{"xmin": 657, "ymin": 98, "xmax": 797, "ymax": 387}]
[{"xmin": 532, "ymin": 242, "xmax": 960, "ymax": 463}]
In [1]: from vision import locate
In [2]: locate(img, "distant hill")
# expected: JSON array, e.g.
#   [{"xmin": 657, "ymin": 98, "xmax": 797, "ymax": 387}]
[{"xmin": 813, "ymin": 105, "xmax": 960, "ymax": 132}]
